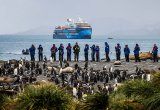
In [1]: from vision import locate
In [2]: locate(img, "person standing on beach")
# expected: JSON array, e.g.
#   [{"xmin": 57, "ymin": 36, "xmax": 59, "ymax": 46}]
[
  {"xmin": 29, "ymin": 44, "xmax": 36, "ymax": 61},
  {"xmin": 66, "ymin": 43, "xmax": 72, "ymax": 61},
  {"xmin": 51, "ymin": 44, "xmax": 58, "ymax": 61},
  {"xmin": 152, "ymin": 44, "xmax": 158, "ymax": 62},
  {"xmin": 134, "ymin": 44, "xmax": 141, "ymax": 62},
  {"xmin": 95, "ymin": 45, "xmax": 100, "ymax": 62},
  {"xmin": 58, "ymin": 44, "xmax": 64, "ymax": 62},
  {"xmin": 105, "ymin": 42, "xmax": 110, "ymax": 62},
  {"xmin": 73, "ymin": 42, "xmax": 80, "ymax": 61},
  {"xmin": 124, "ymin": 45, "xmax": 130, "ymax": 62},
  {"xmin": 90, "ymin": 45, "xmax": 96, "ymax": 61},
  {"xmin": 37, "ymin": 45, "xmax": 43, "ymax": 61},
  {"xmin": 115, "ymin": 43, "xmax": 121, "ymax": 61},
  {"xmin": 84, "ymin": 44, "xmax": 89, "ymax": 61}
]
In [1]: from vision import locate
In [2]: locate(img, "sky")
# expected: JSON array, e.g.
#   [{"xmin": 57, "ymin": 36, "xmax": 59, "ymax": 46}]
[{"xmin": 0, "ymin": 0, "xmax": 160, "ymax": 36}]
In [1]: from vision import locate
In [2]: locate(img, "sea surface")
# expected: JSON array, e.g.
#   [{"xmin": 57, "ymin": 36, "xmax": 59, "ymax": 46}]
[{"xmin": 0, "ymin": 35, "xmax": 159, "ymax": 61}]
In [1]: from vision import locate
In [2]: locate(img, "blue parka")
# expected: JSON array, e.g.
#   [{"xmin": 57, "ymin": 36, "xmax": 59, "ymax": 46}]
[
  {"xmin": 29, "ymin": 46, "xmax": 36, "ymax": 56},
  {"xmin": 84, "ymin": 45, "xmax": 89, "ymax": 54},
  {"xmin": 95, "ymin": 46, "xmax": 100, "ymax": 54},
  {"xmin": 90, "ymin": 45, "xmax": 96, "ymax": 54},
  {"xmin": 124, "ymin": 47, "xmax": 130, "ymax": 55},
  {"xmin": 134, "ymin": 46, "xmax": 140, "ymax": 55},
  {"xmin": 105, "ymin": 43, "xmax": 110, "ymax": 54}
]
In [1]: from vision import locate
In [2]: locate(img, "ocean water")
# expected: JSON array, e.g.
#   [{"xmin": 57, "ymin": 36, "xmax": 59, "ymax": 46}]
[{"xmin": 0, "ymin": 35, "xmax": 159, "ymax": 61}]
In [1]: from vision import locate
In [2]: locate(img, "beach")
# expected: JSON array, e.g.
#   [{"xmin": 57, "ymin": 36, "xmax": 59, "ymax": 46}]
[
  {"xmin": 36, "ymin": 60, "xmax": 160, "ymax": 82},
  {"xmin": 0, "ymin": 59, "xmax": 159, "ymax": 83}
]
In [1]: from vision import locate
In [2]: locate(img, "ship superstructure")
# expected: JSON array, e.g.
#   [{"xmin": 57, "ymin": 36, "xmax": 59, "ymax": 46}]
[{"xmin": 53, "ymin": 18, "xmax": 92, "ymax": 39}]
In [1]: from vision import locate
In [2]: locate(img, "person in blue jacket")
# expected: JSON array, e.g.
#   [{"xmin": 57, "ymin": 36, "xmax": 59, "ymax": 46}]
[
  {"xmin": 95, "ymin": 45, "xmax": 100, "ymax": 62},
  {"xmin": 90, "ymin": 44, "xmax": 96, "ymax": 61},
  {"xmin": 124, "ymin": 45, "xmax": 130, "ymax": 62},
  {"xmin": 66, "ymin": 43, "xmax": 72, "ymax": 61},
  {"xmin": 134, "ymin": 44, "xmax": 141, "ymax": 62},
  {"xmin": 29, "ymin": 44, "xmax": 36, "ymax": 61},
  {"xmin": 58, "ymin": 44, "xmax": 64, "ymax": 61},
  {"xmin": 115, "ymin": 43, "xmax": 121, "ymax": 61},
  {"xmin": 152, "ymin": 44, "xmax": 158, "ymax": 62},
  {"xmin": 105, "ymin": 42, "xmax": 110, "ymax": 62},
  {"xmin": 84, "ymin": 44, "xmax": 89, "ymax": 61}
]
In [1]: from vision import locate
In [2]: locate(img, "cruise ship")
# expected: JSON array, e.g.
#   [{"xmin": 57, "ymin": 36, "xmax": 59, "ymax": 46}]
[{"xmin": 53, "ymin": 18, "xmax": 92, "ymax": 39}]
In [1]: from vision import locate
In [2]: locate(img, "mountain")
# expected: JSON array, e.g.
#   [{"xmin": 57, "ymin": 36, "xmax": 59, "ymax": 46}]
[
  {"xmin": 15, "ymin": 18, "xmax": 160, "ymax": 37},
  {"xmin": 16, "ymin": 26, "xmax": 54, "ymax": 35},
  {"xmin": 90, "ymin": 17, "xmax": 160, "ymax": 36}
]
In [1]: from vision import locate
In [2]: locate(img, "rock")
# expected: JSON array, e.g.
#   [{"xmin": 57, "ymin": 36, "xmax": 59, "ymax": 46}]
[
  {"xmin": 0, "ymin": 76, "xmax": 17, "ymax": 83},
  {"xmin": 47, "ymin": 66, "xmax": 59, "ymax": 71},
  {"xmin": 59, "ymin": 67, "xmax": 74, "ymax": 74},
  {"xmin": 114, "ymin": 61, "xmax": 121, "ymax": 65},
  {"xmin": 129, "ymin": 52, "xmax": 152, "ymax": 60},
  {"xmin": 143, "ymin": 69, "xmax": 151, "ymax": 74},
  {"xmin": 9, "ymin": 59, "xmax": 17, "ymax": 64}
]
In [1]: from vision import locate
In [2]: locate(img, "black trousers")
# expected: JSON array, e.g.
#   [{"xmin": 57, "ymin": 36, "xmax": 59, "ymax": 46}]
[
  {"xmin": 116, "ymin": 53, "xmax": 121, "ymax": 61},
  {"xmin": 51, "ymin": 53, "xmax": 56, "ymax": 61},
  {"xmin": 59, "ymin": 54, "xmax": 63, "ymax": 61},
  {"xmin": 135, "ymin": 54, "xmax": 141, "ymax": 62},
  {"xmin": 96, "ymin": 53, "xmax": 100, "ymax": 62},
  {"xmin": 91, "ymin": 53, "xmax": 95, "ymax": 61},
  {"xmin": 106, "ymin": 53, "xmax": 110, "ymax": 62},
  {"xmin": 67, "ymin": 53, "xmax": 71, "ymax": 61},
  {"xmin": 74, "ymin": 53, "xmax": 79, "ymax": 61},
  {"xmin": 125, "ymin": 54, "xmax": 129, "ymax": 62},
  {"xmin": 38, "ymin": 53, "xmax": 43, "ymax": 61},
  {"xmin": 153, "ymin": 54, "xmax": 158, "ymax": 62},
  {"xmin": 30, "ymin": 55, "xmax": 35, "ymax": 61},
  {"xmin": 85, "ymin": 53, "xmax": 88, "ymax": 61}
]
